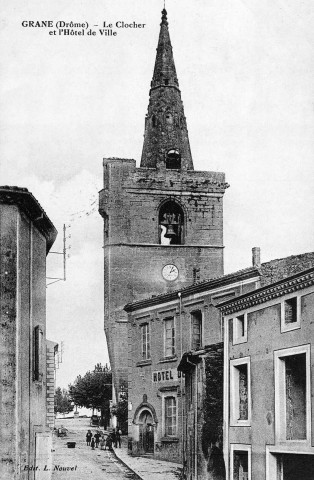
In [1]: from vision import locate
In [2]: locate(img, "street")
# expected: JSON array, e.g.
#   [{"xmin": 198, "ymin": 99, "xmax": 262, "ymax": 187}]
[{"xmin": 52, "ymin": 418, "xmax": 138, "ymax": 480}]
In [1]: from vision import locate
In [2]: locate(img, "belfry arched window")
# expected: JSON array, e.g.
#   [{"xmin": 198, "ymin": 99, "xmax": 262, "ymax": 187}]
[
  {"xmin": 166, "ymin": 149, "xmax": 181, "ymax": 169},
  {"xmin": 159, "ymin": 200, "xmax": 184, "ymax": 245}
]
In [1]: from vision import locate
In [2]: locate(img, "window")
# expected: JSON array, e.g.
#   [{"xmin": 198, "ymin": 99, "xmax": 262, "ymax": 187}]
[
  {"xmin": 166, "ymin": 149, "xmax": 181, "ymax": 169},
  {"xmin": 191, "ymin": 310, "xmax": 202, "ymax": 350},
  {"xmin": 33, "ymin": 325, "xmax": 43, "ymax": 381},
  {"xmin": 285, "ymin": 355, "xmax": 306, "ymax": 440},
  {"xmin": 281, "ymin": 296, "xmax": 300, "ymax": 332},
  {"xmin": 141, "ymin": 323, "xmax": 150, "ymax": 360},
  {"xmin": 159, "ymin": 200, "xmax": 184, "ymax": 245},
  {"xmin": 231, "ymin": 445, "xmax": 251, "ymax": 480},
  {"xmin": 164, "ymin": 396, "xmax": 177, "ymax": 436},
  {"xmin": 164, "ymin": 317, "xmax": 175, "ymax": 357},
  {"xmin": 233, "ymin": 314, "xmax": 247, "ymax": 344},
  {"xmin": 274, "ymin": 345, "xmax": 311, "ymax": 443},
  {"xmin": 230, "ymin": 357, "xmax": 251, "ymax": 426}
]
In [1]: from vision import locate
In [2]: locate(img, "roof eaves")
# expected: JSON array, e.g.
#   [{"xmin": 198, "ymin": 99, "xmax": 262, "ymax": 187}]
[
  {"xmin": 0, "ymin": 186, "xmax": 57, "ymax": 252},
  {"xmin": 217, "ymin": 267, "xmax": 314, "ymax": 316},
  {"xmin": 124, "ymin": 266, "xmax": 260, "ymax": 313}
]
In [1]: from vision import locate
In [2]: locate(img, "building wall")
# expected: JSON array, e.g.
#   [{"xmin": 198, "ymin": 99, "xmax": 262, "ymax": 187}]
[
  {"xmin": 100, "ymin": 158, "xmax": 227, "ymax": 397},
  {"xmin": 128, "ymin": 301, "xmax": 184, "ymax": 462},
  {"xmin": 226, "ymin": 284, "xmax": 314, "ymax": 480},
  {"xmin": 127, "ymin": 275, "xmax": 258, "ymax": 464},
  {"xmin": 0, "ymin": 199, "xmax": 55, "ymax": 479}
]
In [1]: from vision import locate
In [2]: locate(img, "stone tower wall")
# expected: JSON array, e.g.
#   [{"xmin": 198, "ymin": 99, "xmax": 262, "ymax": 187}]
[{"xmin": 99, "ymin": 158, "xmax": 228, "ymax": 395}]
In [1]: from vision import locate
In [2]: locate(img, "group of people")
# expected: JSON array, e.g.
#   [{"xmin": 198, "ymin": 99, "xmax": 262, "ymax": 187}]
[{"xmin": 86, "ymin": 428, "xmax": 122, "ymax": 451}]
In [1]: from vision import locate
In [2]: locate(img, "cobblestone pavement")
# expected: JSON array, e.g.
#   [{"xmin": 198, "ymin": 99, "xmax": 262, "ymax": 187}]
[{"xmin": 52, "ymin": 418, "xmax": 139, "ymax": 480}]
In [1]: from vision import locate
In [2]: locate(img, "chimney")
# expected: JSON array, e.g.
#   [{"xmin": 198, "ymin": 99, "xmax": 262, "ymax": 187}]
[{"xmin": 252, "ymin": 247, "xmax": 261, "ymax": 268}]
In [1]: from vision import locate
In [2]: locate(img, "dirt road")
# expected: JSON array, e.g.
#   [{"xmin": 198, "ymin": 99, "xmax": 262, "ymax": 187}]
[{"xmin": 51, "ymin": 418, "xmax": 138, "ymax": 480}]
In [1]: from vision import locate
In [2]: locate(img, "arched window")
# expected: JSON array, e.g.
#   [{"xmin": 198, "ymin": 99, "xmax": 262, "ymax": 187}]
[
  {"xmin": 159, "ymin": 200, "xmax": 184, "ymax": 245},
  {"xmin": 166, "ymin": 149, "xmax": 181, "ymax": 169}
]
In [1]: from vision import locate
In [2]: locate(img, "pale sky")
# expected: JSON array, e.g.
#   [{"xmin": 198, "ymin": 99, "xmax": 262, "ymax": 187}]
[{"xmin": 1, "ymin": 0, "xmax": 314, "ymax": 388}]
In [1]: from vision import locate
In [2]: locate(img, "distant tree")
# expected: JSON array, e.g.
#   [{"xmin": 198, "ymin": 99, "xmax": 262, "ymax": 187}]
[
  {"xmin": 54, "ymin": 387, "xmax": 74, "ymax": 414},
  {"xmin": 69, "ymin": 364, "xmax": 112, "ymax": 426}
]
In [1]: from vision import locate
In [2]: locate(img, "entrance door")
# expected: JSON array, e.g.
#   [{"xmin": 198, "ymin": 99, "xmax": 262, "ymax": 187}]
[{"xmin": 139, "ymin": 411, "xmax": 154, "ymax": 453}]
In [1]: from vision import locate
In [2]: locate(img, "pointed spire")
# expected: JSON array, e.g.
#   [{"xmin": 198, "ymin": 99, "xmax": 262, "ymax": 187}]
[{"xmin": 140, "ymin": 9, "xmax": 194, "ymax": 170}]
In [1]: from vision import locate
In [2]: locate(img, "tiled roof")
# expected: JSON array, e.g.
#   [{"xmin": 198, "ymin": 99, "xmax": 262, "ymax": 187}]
[
  {"xmin": 217, "ymin": 266, "xmax": 314, "ymax": 316},
  {"xmin": 124, "ymin": 251, "xmax": 314, "ymax": 313},
  {"xmin": 124, "ymin": 266, "xmax": 260, "ymax": 312}
]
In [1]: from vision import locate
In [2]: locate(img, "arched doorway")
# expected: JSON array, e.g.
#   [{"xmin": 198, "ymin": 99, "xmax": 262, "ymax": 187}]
[{"xmin": 139, "ymin": 410, "xmax": 154, "ymax": 453}]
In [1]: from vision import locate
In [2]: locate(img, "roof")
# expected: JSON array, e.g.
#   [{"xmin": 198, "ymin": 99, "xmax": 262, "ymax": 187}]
[
  {"xmin": 217, "ymin": 266, "xmax": 314, "ymax": 316},
  {"xmin": 260, "ymin": 252, "xmax": 314, "ymax": 285},
  {"xmin": 0, "ymin": 186, "xmax": 57, "ymax": 253},
  {"xmin": 124, "ymin": 266, "xmax": 260, "ymax": 313},
  {"xmin": 124, "ymin": 251, "xmax": 314, "ymax": 314},
  {"xmin": 140, "ymin": 9, "xmax": 194, "ymax": 170}
]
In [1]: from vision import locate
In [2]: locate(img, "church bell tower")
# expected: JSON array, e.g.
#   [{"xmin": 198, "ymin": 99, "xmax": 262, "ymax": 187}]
[{"xmin": 99, "ymin": 9, "xmax": 229, "ymax": 400}]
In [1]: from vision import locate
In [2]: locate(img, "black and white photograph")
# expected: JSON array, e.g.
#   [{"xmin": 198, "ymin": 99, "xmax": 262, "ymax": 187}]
[{"xmin": 1, "ymin": 0, "xmax": 314, "ymax": 478}]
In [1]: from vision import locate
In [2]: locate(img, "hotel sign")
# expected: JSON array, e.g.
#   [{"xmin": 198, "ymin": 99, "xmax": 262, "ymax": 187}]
[{"xmin": 152, "ymin": 368, "xmax": 184, "ymax": 383}]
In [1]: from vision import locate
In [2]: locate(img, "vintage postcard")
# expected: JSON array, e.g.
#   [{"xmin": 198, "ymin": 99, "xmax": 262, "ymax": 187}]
[{"xmin": 1, "ymin": 0, "xmax": 314, "ymax": 478}]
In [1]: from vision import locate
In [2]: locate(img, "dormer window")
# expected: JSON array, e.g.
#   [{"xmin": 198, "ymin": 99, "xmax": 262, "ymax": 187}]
[{"xmin": 166, "ymin": 149, "xmax": 181, "ymax": 169}]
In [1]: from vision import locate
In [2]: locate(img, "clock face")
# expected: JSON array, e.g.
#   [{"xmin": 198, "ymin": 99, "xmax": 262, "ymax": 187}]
[{"xmin": 162, "ymin": 264, "xmax": 179, "ymax": 281}]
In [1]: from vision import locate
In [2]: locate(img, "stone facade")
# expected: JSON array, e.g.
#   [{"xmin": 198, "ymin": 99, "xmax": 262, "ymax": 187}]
[
  {"xmin": 219, "ymin": 266, "xmax": 314, "ymax": 480},
  {"xmin": 99, "ymin": 9, "xmax": 229, "ymax": 401},
  {"xmin": 0, "ymin": 186, "xmax": 57, "ymax": 479}
]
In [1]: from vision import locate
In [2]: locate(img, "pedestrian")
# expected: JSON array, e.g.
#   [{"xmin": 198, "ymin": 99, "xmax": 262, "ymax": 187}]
[
  {"xmin": 100, "ymin": 435, "xmax": 105, "ymax": 450},
  {"xmin": 116, "ymin": 428, "xmax": 122, "ymax": 448},
  {"xmin": 86, "ymin": 430, "xmax": 92, "ymax": 446},
  {"xmin": 112, "ymin": 428, "xmax": 117, "ymax": 448},
  {"xmin": 94, "ymin": 430, "xmax": 101, "ymax": 448},
  {"xmin": 106, "ymin": 433, "xmax": 113, "ymax": 451},
  {"xmin": 91, "ymin": 437, "xmax": 95, "ymax": 450}
]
